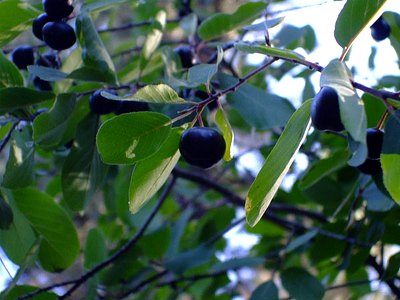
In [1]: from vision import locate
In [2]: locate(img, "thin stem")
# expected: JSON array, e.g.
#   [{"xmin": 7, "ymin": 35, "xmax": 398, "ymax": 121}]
[
  {"xmin": 98, "ymin": 18, "xmax": 181, "ymax": 33},
  {"xmin": 376, "ymin": 110, "xmax": 389, "ymax": 130}
]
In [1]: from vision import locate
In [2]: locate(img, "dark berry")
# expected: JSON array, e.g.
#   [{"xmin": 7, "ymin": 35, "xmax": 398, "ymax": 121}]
[
  {"xmin": 311, "ymin": 86, "xmax": 345, "ymax": 132},
  {"xmin": 37, "ymin": 53, "xmax": 61, "ymax": 69},
  {"xmin": 115, "ymin": 101, "xmax": 149, "ymax": 115},
  {"xmin": 89, "ymin": 89, "xmax": 119, "ymax": 115},
  {"xmin": 370, "ymin": 17, "xmax": 391, "ymax": 41},
  {"xmin": 11, "ymin": 45, "xmax": 34, "ymax": 70},
  {"xmin": 366, "ymin": 128, "xmax": 384, "ymax": 159},
  {"xmin": 174, "ymin": 45, "xmax": 194, "ymax": 69},
  {"xmin": 179, "ymin": 127, "xmax": 226, "ymax": 169},
  {"xmin": 33, "ymin": 76, "xmax": 52, "ymax": 91},
  {"xmin": 43, "ymin": 0, "xmax": 74, "ymax": 19},
  {"xmin": 357, "ymin": 159, "xmax": 382, "ymax": 175},
  {"xmin": 42, "ymin": 21, "xmax": 76, "ymax": 51},
  {"xmin": 32, "ymin": 13, "xmax": 53, "ymax": 41}
]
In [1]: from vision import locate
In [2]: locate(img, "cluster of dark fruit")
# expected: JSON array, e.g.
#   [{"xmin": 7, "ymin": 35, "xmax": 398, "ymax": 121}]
[
  {"xmin": 174, "ymin": 45, "xmax": 195, "ymax": 69},
  {"xmin": 370, "ymin": 16, "xmax": 391, "ymax": 42},
  {"xmin": 179, "ymin": 127, "xmax": 226, "ymax": 169},
  {"xmin": 89, "ymin": 90, "xmax": 149, "ymax": 115},
  {"xmin": 11, "ymin": 46, "xmax": 60, "ymax": 91},
  {"xmin": 311, "ymin": 86, "xmax": 384, "ymax": 175},
  {"xmin": 32, "ymin": 0, "xmax": 76, "ymax": 50}
]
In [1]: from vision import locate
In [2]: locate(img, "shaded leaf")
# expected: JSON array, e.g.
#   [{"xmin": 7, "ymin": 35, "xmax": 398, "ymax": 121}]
[
  {"xmin": 0, "ymin": 51, "xmax": 23, "ymax": 87},
  {"xmin": 166, "ymin": 244, "xmax": 214, "ymax": 274},
  {"xmin": 0, "ymin": 196, "xmax": 13, "ymax": 229},
  {"xmin": 286, "ymin": 229, "xmax": 318, "ymax": 252},
  {"xmin": 281, "ymin": 267, "xmax": 325, "ymax": 300},
  {"xmin": 84, "ymin": 228, "xmax": 107, "ymax": 269},
  {"xmin": 244, "ymin": 17, "xmax": 284, "ymax": 32},
  {"xmin": 211, "ymin": 257, "xmax": 265, "ymax": 273},
  {"xmin": 250, "ymin": 281, "xmax": 279, "ymax": 300},
  {"xmin": 0, "ymin": 88, "xmax": 54, "ymax": 113},
  {"xmin": 245, "ymin": 100, "xmax": 311, "ymax": 227},
  {"xmin": 235, "ymin": 43, "xmax": 305, "ymax": 61},
  {"xmin": 1, "ymin": 285, "xmax": 57, "ymax": 300},
  {"xmin": 28, "ymin": 65, "xmax": 68, "ymax": 82}
]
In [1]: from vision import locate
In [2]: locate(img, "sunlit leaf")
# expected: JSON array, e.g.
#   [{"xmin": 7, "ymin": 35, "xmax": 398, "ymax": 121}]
[{"xmin": 215, "ymin": 108, "xmax": 234, "ymax": 161}]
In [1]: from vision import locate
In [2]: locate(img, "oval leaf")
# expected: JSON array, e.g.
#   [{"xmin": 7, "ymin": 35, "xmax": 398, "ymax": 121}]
[
  {"xmin": 97, "ymin": 111, "xmax": 171, "ymax": 164},
  {"xmin": 250, "ymin": 281, "xmax": 279, "ymax": 300},
  {"xmin": 0, "ymin": 88, "xmax": 54, "ymax": 113},
  {"xmin": 235, "ymin": 43, "xmax": 305, "ymax": 61},
  {"xmin": 245, "ymin": 100, "xmax": 312, "ymax": 227},
  {"xmin": 0, "ymin": 51, "xmax": 23, "ymax": 87},
  {"xmin": 215, "ymin": 108, "xmax": 234, "ymax": 161},
  {"xmin": 281, "ymin": 267, "xmax": 325, "ymax": 300}
]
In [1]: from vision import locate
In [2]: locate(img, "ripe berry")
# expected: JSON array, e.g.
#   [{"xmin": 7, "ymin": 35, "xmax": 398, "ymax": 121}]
[
  {"xmin": 179, "ymin": 127, "xmax": 226, "ymax": 169},
  {"xmin": 310, "ymin": 86, "xmax": 345, "ymax": 132},
  {"xmin": 32, "ymin": 13, "xmax": 53, "ymax": 40},
  {"xmin": 42, "ymin": 21, "xmax": 76, "ymax": 50},
  {"xmin": 33, "ymin": 76, "xmax": 52, "ymax": 91},
  {"xmin": 89, "ymin": 89, "xmax": 119, "ymax": 115},
  {"xmin": 357, "ymin": 128, "xmax": 384, "ymax": 175},
  {"xmin": 43, "ymin": 0, "xmax": 74, "ymax": 20},
  {"xmin": 37, "ymin": 53, "xmax": 61, "ymax": 69},
  {"xmin": 114, "ymin": 101, "xmax": 149, "ymax": 115},
  {"xmin": 370, "ymin": 17, "xmax": 391, "ymax": 41},
  {"xmin": 174, "ymin": 45, "xmax": 194, "ymax": 69},
  {"xmin": 11, "ymin": 45, "xmax": 34, "ymax": 70}
]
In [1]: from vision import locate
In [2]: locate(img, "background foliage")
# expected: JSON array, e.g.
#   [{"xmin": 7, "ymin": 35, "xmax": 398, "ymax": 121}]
[{"xmin": 0, "ymin": 0, "xmax": 399, "ymax": 299}]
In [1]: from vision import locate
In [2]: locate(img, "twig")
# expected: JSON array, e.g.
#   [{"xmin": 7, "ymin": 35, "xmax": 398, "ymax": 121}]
[
  {"xmin": 367, "ymin": 255, "xmax": 400, "ymax": 297},
  {"xmin": 98, "ymin": 18, "xmax": 181, "ymax": 33},
  {"xmin": 0, "ymin": 121, "xmax": 19, "ymax": 153}
]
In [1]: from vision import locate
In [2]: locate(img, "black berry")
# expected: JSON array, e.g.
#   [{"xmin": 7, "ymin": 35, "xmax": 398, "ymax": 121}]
[
  {"xmin": 114, "ymin": 101, "xmax": 149, "ymax": 115},
  {"xmin": 43, "ymin": 0, "xmax": 74, "ymax": 19},
  {"xmin": 37, "ymin": 53, "xmax": 61, "ymax": 69},
  {"xmin": 357, "ymin": 128, "xmax": 384, "ymax": 175},
  {"xmin": 370, "ymin": 17, "xmax": 391, "ymax": 41},
  {"xmin": 174, "ymin": 45, "xmax": 194, "ymax": 69},
  {"xmin": 179, "ymin": 127, "xmax": 226, "ymax": 169},
  {"xmin": 11, "ymin": 45, "xmax": 34, "ymax": 70},
  {"xmin": 311, "ymin": 86, "xmax": 345, "ymax": 132},
  {"xmin": 33, "ymin": 76, "xmax": 52, "ymax": 91},
  {"xmin": 42, "ymin": 21, "xmax": 76, "ymax": 50},
  {"xmin": 32, "ymin": 13, "xmax": 53, "ymax": 40},
  {"xmin": 89, "ymin": 89, "xmax": 119, "ymax": 115}
]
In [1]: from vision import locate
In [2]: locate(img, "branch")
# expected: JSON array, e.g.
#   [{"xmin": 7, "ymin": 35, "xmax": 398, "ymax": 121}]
[
  {"xmin": 367, "ymin": 255, "xmax": 400, "ymax": 297},
  {"xmin": 98, "ymin": 18, "xmax": 180, "ymax": 33},
  {"xmin": 18, "ymin": 177, "xmax": 176, "ymax": 300}
]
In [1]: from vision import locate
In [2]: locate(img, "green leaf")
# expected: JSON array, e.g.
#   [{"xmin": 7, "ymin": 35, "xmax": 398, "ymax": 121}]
[
  {"xmin": 0, "ymin": 88, "xmax": 54, "ymax": 113},
  {"xmin": 166, "ymin": 207, "xmax": 194, "ymax": 258},
  {"xmin": 13, "ymin": 188, "xmax": 80, "ymax": 272},
  {"xmin": 274, "ymin": 25, "xmax": 316, "ymax": 51},
  {"xmin": 364, "ymin": 182, "xmax": 394, "ymax": 212},
  {"xmin": 76, "ymin": 13, "xmax": 118, "ymax": 85},
  {"xmin": 97, "ymin": 112, "xmax": 171, "ymax": 165},
  {"xmin": 235, "ymin": 43, "xmax": 305, "ymax": 61},
  {"xmin": 299, "ymin": 150, "xmax": 349, "ymax": 189},
  {"xmin": 384, "ymin": 252, "xmax": 400, "ymax": 280},
  {"xmin": 62, "ymin": 113, "xmax": 108, "ymax": 211},
  {"xmin": 28, "ymin": 65, "xmax": 68, "ymax": 82},
  {"xmin": 244, "ymin": 17, "xmax": 284, "ymax": 32},
  {"xmin": 320, "ymin": 59, "xmax": 367, "ymax": 166},
  {"xmin": 129, "ymin": 127, "xmax": 182, "ymax": 214},
  {"xmin": 180, "ymin": 13, "xmax": 198, "ymax": 37},
  {"xmin": 334, "ymin": 0, "xmax": 388, "ymax": 49},
  {"xmin": 215, "ymin": 108, "xmax": 234, "ymax": 161},
  {"xmin": 286, "ymin": 229, "xmax": 318, "ymax": 252},
  {"xmin": 2, "ymin": 126, "xmax": 35, "ymax": 189},
  {"xmin": 33, "ymin": 94, "xmax": 76, "ymax": 149},
  {"xmin": 381, "ymin": 112, "xmax": 400, "ymax": 204},
  {"xmin": 81, "ymin": 0, "xmax": 136, "ymax": 12},
  {"xmin": 198, "ymin": 2, "xmax": 267, "ymax": 41},
  {"xmin": 0, "ymin": 1, "xmax": 40, "ymax": 47},
  {"xmin": 0, "ymin": 51, "xmax": 23, "ymax": 87},
  {"xmin": 102, "ymin": 84, "xmax": 189, "ymax": 104},
  {"xmin": 166, "ymin": 244, "xmax": 214, "ymax": 274},
  {"xmin": 210, "ymin": 257, "xmax": 265, "ymax": 273},
  {"xmin": 281, "ymin": 267, "xmax": 325, "ymax": 300},
  {"xmin": 84, "ymin": 228, "xmax": 107, "ymax": 269},
  {"xmin": 218, "ymin": 73, "xmax": 295, "ymax": 130},
  {"xmin": 245, "ymin": 100, "xmax": 311, "ymax": 227},
  {"xmin": 1, "ymin": 285, "xmax": 57, "ymax": 300},
  {"xmin": 250, "ymin": 281, "xmax": 279, "ymax": 300},
  {"xmin": 140, "ymin": 10, "xmax": 166, "ymax": 70},
  {"xmin": 187, "ymin": 46, "xmax": 223, "ymax": 88},
  {"xmin": 0, "ymin": 189, "xmax": 36, "ymax": 265},
  {"xmin": 0, "ymin": 196, "xmax": 13, "ymax": 229}
]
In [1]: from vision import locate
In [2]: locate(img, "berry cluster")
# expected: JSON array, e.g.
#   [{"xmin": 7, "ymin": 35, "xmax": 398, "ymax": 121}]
[
  {"xmin": 32, "ymin": 0, "xmax": 76, "ymax": 50},
  {"xmin": 311, "ymin": 87, "xmax": 384, "ymax": 175}
]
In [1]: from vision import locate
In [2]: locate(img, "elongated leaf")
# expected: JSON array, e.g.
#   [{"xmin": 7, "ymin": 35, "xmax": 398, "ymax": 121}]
[
  {"xmin": 129, "ymin": 127, "xmax": 182, "ymax": 214},
  {"xmin": 33, "ymin": 93, "xmax": 76, "ymax": 149},
  {"xmin": 244, "ymin": 17, "xmax": 284, "ymax": 32},
  {"xmin": 84, "ymin": 228, "xmax": 107, "ymax": 269},
  {"xmin": 211, "ymin": 257, "xmax": 265, "ymax": 273},
  {"xmin": 76, "ymin": 13, "xmax": 118, "ymax": 85},
  {"xmin": 97, "ymin": 112, "xmax": 171, "ymax": 165},
  {"xmin": 0, "ymin": 88, "xmax": 54, "ymax": 113},
  {"xmin": 198, "ymin": 2, "xmax": 267, "ymax": 41},
  {"xmin": 2, "ymin": 285, "xmax": 57, "ymax": 300},
  {"xmin": 281, "ymin": 267, "xmax": 325, "ymax": 300},
  {"xmin": 235, "ymin": 43, "xmax": 305, "ymax": 61},
  {"xmin": 0, "ymin": 51, "xmax": 23, "ymax": 87},
  {"xmin": 286, "ymin": 229, "xmax": 318, "ymax": 252},
  {"xmin": 219, "ymin": 73, "xmax": 295, "ymax": 130},
  {"xmin": 2, "ymin": 126, "xmax": 35, "ymax": 189},
  {"xmin": 102, "ymin": 84, "xmax": 189, "ymax": 104},
  {"xmin": 180, "ymin": 13, "xmax": 198, "ymax": 37},
  {"xmin": 166, "ymin": 207, "xmax": 194, "ymax": 258},
  {"xmin": 320, "ymin": 59, "xmax": 367, "ymax": 166},
  {"xmin": 381, "ymin": 112, "xmax": 400, "ymax": 204},
  {"xmin": 0, "ymin": 1, "xmax": 39, "ymax": 47},
  {"xmin": 250, "ymin": 281, "xmax": 279, "ymax": 300},
  {"xmin": 0, "ymin": 196, "xmax": 13, "ymax": 229},
  {"xmin": 28, "ymin": 65, "xmax": 68, "ymax": 82},
  {"xmin": 13, "ymin": 188, "xmax": 80, "ymax": 272},
  {"xmin": 166, "ymin": 244, "xmax": 214, "ymax": 274},
  {"xmin": 81, "ymin": 0, "xmax": 136, "ymax": 12},
  {"xmin": 62, "ymin": 113, "xmax": 108, "ymax": 211},
  {"xmin": 0, "ymin": 189, "xmax": 36, "ymax": 265},
  {"xmin": 335, "ymin": 0, "xmax": 387, "ymax": 49},
  {"xmin": 215, "ymin": 108, "xmax": 234, "ymax": 161},
  {"xmin": 246, "ymin": 100, "xmax": 312, "ymax": 227},
  {"xmin": 299, "ymin": 150, "xmax": 349, "ymax": 189}
]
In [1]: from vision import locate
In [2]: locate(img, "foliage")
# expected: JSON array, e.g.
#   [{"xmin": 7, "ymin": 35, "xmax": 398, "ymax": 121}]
[{"xmin": 0, "ymin": 0, "xmax": 399, "ymax": 299}]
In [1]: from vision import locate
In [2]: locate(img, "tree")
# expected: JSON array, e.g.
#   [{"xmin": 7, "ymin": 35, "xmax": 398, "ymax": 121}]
[{"xmin": 0, "ymin": 0, "xmax": 399, "ymax": 299}]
